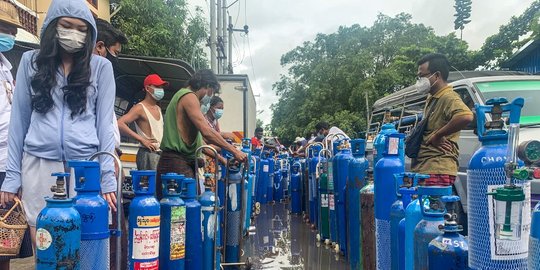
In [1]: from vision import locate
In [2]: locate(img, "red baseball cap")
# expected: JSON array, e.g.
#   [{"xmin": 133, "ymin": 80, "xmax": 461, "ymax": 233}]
[{"xmin": 144, "ymin": 74, "xmax": 169, "ymax": 88}]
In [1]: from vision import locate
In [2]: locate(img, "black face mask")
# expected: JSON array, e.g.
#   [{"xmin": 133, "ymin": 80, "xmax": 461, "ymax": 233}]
[{"xmin": 105, "ymin": 50, "xmax": 120, "ymax": 76}]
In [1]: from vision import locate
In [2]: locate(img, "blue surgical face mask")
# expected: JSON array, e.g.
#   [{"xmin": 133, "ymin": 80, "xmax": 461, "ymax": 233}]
[
  {"xmin": 201, "ymin": 104, "xmax": 210, "ymax": 114},
  {"xmin": 201, "ymin": 94, "xmax": 212, "ymax": 106},
  {"xmin": 151, "ymin": 88, "xmax": 165, "ymax": 101},
  {"xmin": 0, "ymin": 33, "xmax": 15, "ymax": 52},
  {"xmin": 214, "ymin": 108, "xmax": 224, "ymax": 119}
]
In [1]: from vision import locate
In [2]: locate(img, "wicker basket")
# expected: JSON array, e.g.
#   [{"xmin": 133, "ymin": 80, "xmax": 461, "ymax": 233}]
[{"xmin": 0, "ymin": 198, "xmax": 28, "ymax": 256}]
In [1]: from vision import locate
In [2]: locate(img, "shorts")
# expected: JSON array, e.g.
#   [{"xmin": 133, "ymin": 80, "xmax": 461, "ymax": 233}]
[
  {"xmin": 0, "ymin": 172, "xmax": 33, "ymax": 260},
  {"xmin": 136, "ymin": 147, "xmax": 160, "ymax": 171},
  {"xmin": 425, "ymin": 174, "xmax": 456, "ymax": 186},
  {"xmin": 20, "ymin": 153, "xmax": 75, "ymax": 227},
  {"xmin": 156, "ymin": 150, "xmax": 196, "ymax": 200}
]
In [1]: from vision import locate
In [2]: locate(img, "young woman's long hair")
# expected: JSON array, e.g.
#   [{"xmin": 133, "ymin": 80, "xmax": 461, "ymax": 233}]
[{"xmin": 31, "ymin": 18, "xmax": 94, "ymax": 117}]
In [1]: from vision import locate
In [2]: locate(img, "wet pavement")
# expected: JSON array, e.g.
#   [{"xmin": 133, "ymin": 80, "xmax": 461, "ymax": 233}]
[{"xmin": 243, "ymin": 202, "xmax": 349, "ymax": 270}]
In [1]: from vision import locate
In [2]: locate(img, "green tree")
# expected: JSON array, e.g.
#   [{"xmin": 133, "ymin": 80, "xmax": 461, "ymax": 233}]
[
  {"xmin": 454, "ymin": 0, "xmax": 472, "ymax": 40},
  {"xmin": 477, "ymin": 0, "xmax": 540, "ymax": 67},
  {"xmin": 110, "ymin": 0, "xmax": 208, "ymax": 68},
  {"xmin": 256, "ymin": 119, "xmax": 264, "ymax": 129},
  {"xmin": 270, "ymin": 13, "xmax": 478, "ymax": 144}
]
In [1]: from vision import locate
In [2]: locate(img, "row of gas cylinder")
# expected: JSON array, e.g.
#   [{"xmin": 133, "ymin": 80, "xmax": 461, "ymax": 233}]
[
  {"xmin": 276, "ymin": 97, "xmax": 540, "ymax": 270},
  {"xmin": 34, "ymin": 142, "xmax": 259, "ymax": 270}
]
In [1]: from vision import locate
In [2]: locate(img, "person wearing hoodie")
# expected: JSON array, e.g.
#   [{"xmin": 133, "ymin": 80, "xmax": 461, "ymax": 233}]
[
  {"xmin": 0, "ymin": 0, "xmax": 117, "ymax": 248},
  {"xmin": 0, "ymin": 1, "xmax": 33, "ymax": 268}
]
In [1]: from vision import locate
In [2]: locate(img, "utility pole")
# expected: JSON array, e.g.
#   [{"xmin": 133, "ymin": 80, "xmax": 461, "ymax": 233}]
[
  {"xmin": 216, "ymin": 0, "xmax": 222, "ymax": 74},
  {"xmin": 228, "ymin": 15, "xmax": 233, "ymax": 74},
  {"xmin": 222, "ymin": 0, "xmax": 228, "ymax": 74},
  {"xmin": 210, "ymin": 0, "xmax": 217, "ymax": 73}
]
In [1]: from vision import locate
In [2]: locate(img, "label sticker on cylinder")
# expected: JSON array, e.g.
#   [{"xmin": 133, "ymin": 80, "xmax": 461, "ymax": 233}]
[
  {"xmin": 170, "ymin": 206, "xmax": 186, "ymax": 260},
  {"xmin": 329, "ymin": 194, "xmax": 335, "ymax": 210},
  {"xmin": 387, "ymin": 137, "xmax": 399, "ymax": 155},
  {"xmin": 36, "ymin": 228, "xmax": 52, "ymax": 251},
  {"xmin": 263, "ymin": 165, "xmax": 269, "ymax": 172},
  {"xmin": 137, "ymin": 216, "xmax": 160, "ymax": 227},
  {"xmin": 133, "ymin": 228, "xmax": 160, "ymax": 259},
  {"xmin": 134, "ymin": 260, "xmax": 158, "ymax": 270},
  {"xmin": 321, "ymin": 194, "xmax": 329, "ymax": 207},
  {"xmin": 487, "ymin": 182, "xmax": 530, "ymax": 260}
]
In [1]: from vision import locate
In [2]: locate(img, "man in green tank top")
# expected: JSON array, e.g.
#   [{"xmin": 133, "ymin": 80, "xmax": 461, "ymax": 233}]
[{"xmin": 156, "ymin": 69, "xmax": 247, "ymax": 199}]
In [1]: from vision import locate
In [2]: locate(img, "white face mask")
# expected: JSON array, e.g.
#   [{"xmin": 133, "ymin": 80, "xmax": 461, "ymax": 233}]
[
  {"xmin": 201, "ymin": 94, "xmax": 212, "ymax": 106},
  {"xmin": 56, "ymin": 26, "xmax": 87, "ymax": 53},
  {"xmin": 415, "ymin": 73, "xmax": 437, "ymax": 95}
]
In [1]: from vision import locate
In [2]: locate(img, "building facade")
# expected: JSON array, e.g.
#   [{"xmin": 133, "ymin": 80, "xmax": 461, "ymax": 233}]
[{"xmin": 6, "ymin": 0, "xmax": 110, "ymax": 39}]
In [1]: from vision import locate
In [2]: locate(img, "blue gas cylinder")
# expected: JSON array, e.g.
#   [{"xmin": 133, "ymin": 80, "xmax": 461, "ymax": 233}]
[
  {"xmin": 225, "ymin": 160, "xmax": 244, "ymax": 265},
  {"xmin": 36, "ymin": 173, "xmax": 81, "ymax": 270},
  {"xmin": 390, "ymin": 173, "xmax": 416, "ymax": 270},
  {"xmin": 428, "ymin": 195, "xmax": 469, "ymax": 270},
  {"xmin": 335, "ymin": 140, "xmax": 354, "ymax": 255},
  {"xmin": 397, "ymin": 185, "xmax": 416, "ymax": 270},
  {"xmin": 242, "ymin": 140, "xmax": 254, "ymax": 235},
  {"xmin": 529, "ymin": 202, "xmax": 540, "ymax": 269},
  {"xmin": 69, "ymin": 161, "xmax": 110, "ymax": 270},
  {"xmin": 180, "ymin": 177, "xmax": 203, "ymax": 270},
  {"xmin": 303, "ymin": 148, "xmax": 312, "ymax": 222},
  {"xmin": 273, "ymin": 158, "xmax": 284, "ymax": 202},
  {"xmin": 373, "ymin": 123, "xmax": 404, "ymax": 166},
  {"xmin": 200, "ymin": 185, "xmax": 221, "ymax": 270},
  {"xmin": 267, "ymin": 153, "xmax": 275, "ymax": 203},
  {"xmin": 290, "ymin": 162, "xmax": 302, "ymax": 214},
  {"xmin": 159, "ymin": 173, "xmax": 186, "ymax": 270},
  {"xmin": 309, "ymin": 145, "xmax": 323, "ymax": 228},
  {"xmin": 348, "ymin": 139, "xmax": 368, "ymax": 269},
  {"xmin": 257, "ymin": 152, "xmax": 269, "ymax": 204},
  {"xmin": 404, "ymin": 174, "xmax": 430, "ymax": 270},
  {"xmin": 413, "ymin": 186, "xmax": 452, "ymax": 270},
  {"xmin": 281, "ymin": 157, "xmax": 289, "ymax": 199},
  {"xmin": 374, "ymin": 133, "xmax": 405, "ymax": 269},
  {"xmin": 468, "ymin": 97, "xmax": 527, "ymax": 269},
  {"xmin": 328, "ymin": 141, "xmax": 339, "ymax": 246},
  {"xmin": 244, "ymin": 160, "xmax": 255, "ymax": 236},
  {"xmin": 128, "ymin": 170, "xmax": 160, "ymax": 270}
]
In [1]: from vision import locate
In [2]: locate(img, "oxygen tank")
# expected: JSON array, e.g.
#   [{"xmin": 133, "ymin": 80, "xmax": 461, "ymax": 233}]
[
  {"xmin": 328, "ymin": 141, "xmax": 339, "ymax": 247},
  {"xmin": 317, "ymin": 149, "xmax": 331, "ymax": 244},
  {"xmin": 413, "ymin": 186, "xmax": 452, "ymax": 270},
  {"xmin": 159, "ymin": 173, "xmax": 186, "ymax": 270},
  {"xmin": 201, "ymin": 184, "xmax": 221, "ymax": 270},
  {"xmin": 224, "ymin": 159, "xmax": 245, "ymax": 265},
  {"xmin": 374, "ymin": 133, "xmax": 405, "ymax": 269},
  {"xmin": 128, "ymin": 170, "xmax": 160, "ymax": 270},
  {"xmin": 360, "ymin": 169, "xmax": 376, "ymax": 270},
  {"xmin": 398, "ymin": 186, "xmax": 416, "ymax": 270},
  {"xmin": 428, "ymin": 195, "xmax": 469, "ymax": 270},
  {"xmin": 36, "ymin": 173, "xmax": 81, "ymax": 270},
  {"xmin": 390, "ymin": 173, "xmax": 416, "ymax": 270},
  {"xmin": 267, "ymin": 152, "xmax": 275, "ymax": 203},
  {"xmin": 290, "ymin": 162, "xmax": 302, "ymax": 214},
  {"xmin": 335, "ymin": 140, "xmax": 353, "ymax": 255},
  {"xmin": 257, "ymin": 152, "xmax": 269, "ymax": 204},
  {"xmin": 242, "ymin": 140, "xmax": 254, "ymax": 235},
  {"xmin": 274, "ymin": 156, "xmax": 285, "ymax": 202},
  {"xmin": 468, "ymin": 97, "xmax": 528, "ymax": 269},
  {"xmin": 404, "ymin": 174, "xmax": 430, "ymax": 270},
  {"xmin": 304, "ymin": 148, "xmax": 312, "ymax": 222},
  {"xmin": 180, "ymin": 178, "xmax": 203, "ymax": 270},
  {"xmin": 348, "ymin": 139, "xmax": 368, "ymax": 270},
  {"xmin": 373, "ymin": 120, "xmax": 405, "ymax": 166},
  {"xmin": 69, "ymin": 161, "xmax": 110, "ymax": 270},
  {"xmin": 309, "ymin": 145, "xmax": 324, "ymax": 229}
]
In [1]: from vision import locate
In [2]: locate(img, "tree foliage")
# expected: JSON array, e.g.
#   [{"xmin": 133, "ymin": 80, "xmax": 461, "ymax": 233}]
[
  {"xmin": 110, "ymin": 0, "xmax": 208, "ymax": 68},
  {"xmin": 477, "ymin": 0, "xmax": 540, "ymax": 67},
  {"xmin": 270, "ymin": 13, "xmax": 478, "ymax": 145},
  {"xmin": 454, "ymin": 0, "xmax": 472, "ymax": 39}
]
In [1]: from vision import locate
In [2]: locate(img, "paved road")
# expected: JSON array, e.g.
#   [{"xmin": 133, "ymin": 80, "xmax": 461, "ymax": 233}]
[{"xmin": 243, "ymin": 202, "xmax": 349, "ymax": 270}]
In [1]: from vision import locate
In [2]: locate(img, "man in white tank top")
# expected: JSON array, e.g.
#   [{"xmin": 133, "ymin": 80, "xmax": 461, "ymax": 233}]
[{"xmin": 118, "ymin": 74, "xmax": 167, "ymax": 170}]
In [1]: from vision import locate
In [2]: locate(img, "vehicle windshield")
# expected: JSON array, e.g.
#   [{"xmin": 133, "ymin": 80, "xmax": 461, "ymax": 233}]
[{"xmin": 475, "ymin": 80, "xmax": 540, "ymax": 125}]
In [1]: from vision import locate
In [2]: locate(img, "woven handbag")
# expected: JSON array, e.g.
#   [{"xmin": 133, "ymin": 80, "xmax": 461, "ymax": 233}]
[{"xmin": 0, "ymin": 198, "xmax": 28, "ymax": 256}]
